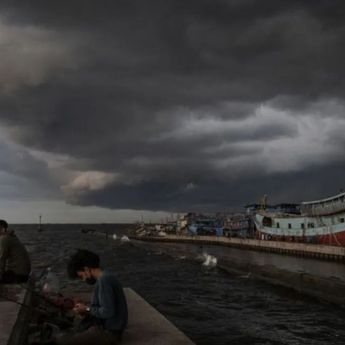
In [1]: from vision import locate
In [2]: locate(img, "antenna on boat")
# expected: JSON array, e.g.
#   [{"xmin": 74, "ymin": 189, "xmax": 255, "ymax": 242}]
[{"xmin": 261, "ymin": 195, "xmax": 268, "ymax": 210}]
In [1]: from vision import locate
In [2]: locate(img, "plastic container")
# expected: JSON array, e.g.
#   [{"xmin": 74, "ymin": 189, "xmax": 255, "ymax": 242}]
[{"xmin": 41, "ymin": 267, "xmax": 60, "ymax": 295}]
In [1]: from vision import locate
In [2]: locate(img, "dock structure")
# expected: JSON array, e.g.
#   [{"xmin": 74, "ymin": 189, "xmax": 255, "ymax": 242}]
[
  {"xmin": 130, "ymin": 234, "xmax": 345, "ymax": 262},
  {"xmin": 0, "ymin": 286, "xmax": 194, "ymax": 345}
]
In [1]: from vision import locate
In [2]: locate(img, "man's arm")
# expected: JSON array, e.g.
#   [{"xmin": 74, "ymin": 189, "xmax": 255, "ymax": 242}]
[
  {"xmin": 0, "ymin": 237, "xmax": 9, "ymax": 278},
  {"xmin": 90, "ymin": 278, "xmax": 116, "ymax": 319}
]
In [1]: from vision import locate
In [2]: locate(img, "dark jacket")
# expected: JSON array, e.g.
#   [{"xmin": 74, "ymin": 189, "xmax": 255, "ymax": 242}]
[{"xmin": 0, "ymin": 232, "xmax": 31, "ymax": 278}]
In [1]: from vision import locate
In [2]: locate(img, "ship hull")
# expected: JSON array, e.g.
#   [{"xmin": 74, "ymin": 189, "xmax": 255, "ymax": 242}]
[
  {"xmin": 256, "ymin": 228, "xmax": 345, "ymax": 246},
  {"xmin": 254, "ymin": 212, "xmax": 345, "ymax": 246}
]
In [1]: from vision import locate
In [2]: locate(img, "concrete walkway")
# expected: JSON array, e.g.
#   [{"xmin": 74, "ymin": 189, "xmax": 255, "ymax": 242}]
[
  {"xmin": 0, "ymin": 300, "xmax": 21, "ymax": 345},
  {"xmin": 76, "ymin": 288, "xmax": 195, "ymax": 345},
  {"xmin": 0, "ymin": 285, "xmax": 27, "ymax": 345},
  {"xmin": 1, "ymin": 285, "xmax": 195, "ymax": 345}
]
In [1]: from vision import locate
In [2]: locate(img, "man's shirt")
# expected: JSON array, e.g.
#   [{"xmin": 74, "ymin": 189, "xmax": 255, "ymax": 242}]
[{"xmin": 90, "ymin": 269, "xmax": 128, "ymax": 332}]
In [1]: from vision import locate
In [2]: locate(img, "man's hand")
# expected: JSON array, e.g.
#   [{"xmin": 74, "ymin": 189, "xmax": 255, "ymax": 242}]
[{"xmin": 73, "ymin": 302, "xmax": 90, "ymax": 315}]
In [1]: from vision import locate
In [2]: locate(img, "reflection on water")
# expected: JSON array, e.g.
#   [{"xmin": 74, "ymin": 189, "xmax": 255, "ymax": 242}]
[{"xmin": 14, "ymin": 225, "xmax": 345, "ymax": 345}]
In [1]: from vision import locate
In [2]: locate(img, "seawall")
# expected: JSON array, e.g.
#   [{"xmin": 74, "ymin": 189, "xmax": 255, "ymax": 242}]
[
  {"xmin": 130, "ymin": 234, "xmax": 345, "ymax": 262},
  {"xmin": 129, "ymin": 235, "xmax": 345, "ymax": 306}
]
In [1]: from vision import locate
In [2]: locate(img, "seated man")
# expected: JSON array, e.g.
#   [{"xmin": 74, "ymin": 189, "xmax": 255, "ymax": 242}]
[
  {"xmin": 59, "ymin": 249, "xmax": 128, "ymax": 345},
  {"xmin": 0, "ymin": 219, "xmax": 31, "ymax": 284}
]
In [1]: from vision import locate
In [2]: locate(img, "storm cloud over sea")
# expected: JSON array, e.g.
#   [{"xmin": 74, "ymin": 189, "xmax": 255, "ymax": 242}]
[{"xmin": 1, "ymin": 1, "xmax": 345, "ymax": 219}]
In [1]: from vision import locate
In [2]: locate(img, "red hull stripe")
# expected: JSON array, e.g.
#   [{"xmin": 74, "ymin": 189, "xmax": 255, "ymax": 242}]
[{"xmin": 257, "ymin": 230, "xmax": 345, "ymax": 246}]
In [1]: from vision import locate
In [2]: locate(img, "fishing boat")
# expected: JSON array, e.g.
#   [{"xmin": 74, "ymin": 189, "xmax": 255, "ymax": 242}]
[{"xmin": 254, "ymin": 192, "xmax": 345, "ymax": 246}]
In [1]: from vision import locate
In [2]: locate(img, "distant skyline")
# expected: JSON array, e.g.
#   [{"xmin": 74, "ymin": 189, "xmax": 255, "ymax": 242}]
[
  {"xmin": 0, "ymin": 200, "xmax": 175, "ymax": 224},
  {"xmin": 1, "ymin": 1, "xmax": 345, "ymax": 222}
]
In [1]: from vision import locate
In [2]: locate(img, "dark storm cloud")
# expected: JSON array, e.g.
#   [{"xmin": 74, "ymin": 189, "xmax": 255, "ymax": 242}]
[
  {"xmin": 67, "ymin": 162, "xmax": 345, "ymax": 212},
  {"xmin": 0, "ymin": 140, "xmax": 61, "ymax": 199},
  {"xmin": 0, "ymin": 0, "xmax": 345, "ymax": 211}
]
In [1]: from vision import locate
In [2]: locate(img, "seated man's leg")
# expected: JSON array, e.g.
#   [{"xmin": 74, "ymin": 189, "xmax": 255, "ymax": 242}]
[{"xmin": 57, "ymin": 326, "xmax": 121, "ymax": 345}]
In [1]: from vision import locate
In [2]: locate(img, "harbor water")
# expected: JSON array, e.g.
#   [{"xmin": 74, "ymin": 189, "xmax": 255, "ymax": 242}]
[{"xmin": 13, "ymin": 224, "xmax": 345, "ymax": 345}]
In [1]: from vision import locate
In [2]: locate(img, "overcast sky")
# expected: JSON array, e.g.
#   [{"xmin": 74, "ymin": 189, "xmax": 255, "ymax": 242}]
[{"xmin": 0, "ymin": 0, "xmax": 345, "ymax": 223}]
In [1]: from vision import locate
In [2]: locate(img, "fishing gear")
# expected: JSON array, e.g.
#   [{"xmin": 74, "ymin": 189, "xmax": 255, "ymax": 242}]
[
  {"xmin": 19, "ymin": 283, "xmax": 74, "ymax": 311},
  {"xmin": 0, "ymin": 291, "xmax": 74, "ymax": 329}
]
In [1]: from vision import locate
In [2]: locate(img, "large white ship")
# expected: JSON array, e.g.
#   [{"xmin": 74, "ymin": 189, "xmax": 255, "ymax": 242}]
[{"xmin": 254, "ymin": 192, "xmax": 345, "ymax": 246}]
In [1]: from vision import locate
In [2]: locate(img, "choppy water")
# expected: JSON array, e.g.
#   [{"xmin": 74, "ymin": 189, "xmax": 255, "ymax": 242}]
[{"xmin": 13, "ymin": 224, "xmax": 345, "ymax": 345}]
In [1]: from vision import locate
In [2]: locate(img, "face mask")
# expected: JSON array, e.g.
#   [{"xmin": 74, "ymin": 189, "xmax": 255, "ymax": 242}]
[{"xmin": 85, "ymin": 277, "xmax": 97, "ymax": 285}]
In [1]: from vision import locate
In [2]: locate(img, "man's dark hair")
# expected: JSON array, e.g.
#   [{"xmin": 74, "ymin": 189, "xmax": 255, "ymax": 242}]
[
  {"xmin": 67, "ymin": 249, "xmax": 100, "ymax": 279},
  {"xmin": 0, "ymin": 220, "xmax": 8, "ymax": 229}
]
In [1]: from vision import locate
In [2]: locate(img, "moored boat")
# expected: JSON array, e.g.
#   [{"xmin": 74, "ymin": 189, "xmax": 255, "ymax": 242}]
[{"xmin": 254, "ymin": 192, "xmax": 345, "ymax": 246}]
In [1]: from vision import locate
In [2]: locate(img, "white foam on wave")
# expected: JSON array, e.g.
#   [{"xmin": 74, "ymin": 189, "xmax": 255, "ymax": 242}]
[
  {"xmin": 121, "ymin": 235, "xmax": 130, "ymax": 242},
  {"xmin": 202, "ymin": 253, "xmax": 217, "ymax": 267}
]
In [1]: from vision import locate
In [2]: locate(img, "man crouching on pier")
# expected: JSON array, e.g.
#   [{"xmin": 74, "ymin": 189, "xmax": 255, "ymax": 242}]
[{"xmin": 60, "ymin": 249, "xmax": 128, "ymax": 345}]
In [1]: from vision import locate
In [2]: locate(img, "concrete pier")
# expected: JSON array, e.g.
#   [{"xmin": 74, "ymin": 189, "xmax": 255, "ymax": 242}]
[
  {"xmin": 125, "ymin": 288, "xmax": 194, "ymax": 344},
  {"xmin": 76, "ymin": 288, "xmax": 195, "ymax": 345},
  {"xmin": 0, "ymin": 286, "xmax": 194, "ymax": 345},
  {"xmin": 0, "ymin": 284, "xmax": 32, "ymax": 345},
  {"xmin": 130, "ymin": 234, "xmax": 345, "ymax": 262}
]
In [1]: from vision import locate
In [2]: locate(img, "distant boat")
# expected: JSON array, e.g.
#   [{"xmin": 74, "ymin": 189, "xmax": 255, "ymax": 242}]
[{"xmin": 38, "ymin": 215, "xmax": 44, "ymax": 232}]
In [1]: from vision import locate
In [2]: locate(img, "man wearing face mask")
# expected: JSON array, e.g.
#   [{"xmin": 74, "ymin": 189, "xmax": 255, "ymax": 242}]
[{"xmin": 61, "ymin": 249, "xmax": 128, "ymax": 345}]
